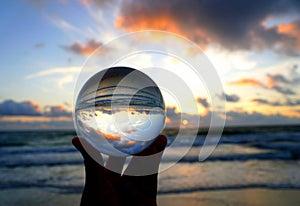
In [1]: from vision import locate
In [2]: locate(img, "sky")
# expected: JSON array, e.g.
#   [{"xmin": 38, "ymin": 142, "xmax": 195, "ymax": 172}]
[{"xmin": 0, "ymin": 0, "xmax": 300, "ymax": 130}]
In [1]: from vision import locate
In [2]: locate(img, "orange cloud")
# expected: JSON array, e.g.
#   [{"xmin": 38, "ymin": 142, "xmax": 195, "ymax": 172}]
[
  {"xmin": 229, "ymin": 78, "xmax": 265, "ymax": 87},
  {"xmin": 266, "ymin": 75, "xmax": 276, "ymax": 88},
  {"xmin": 277, "ymin": 21, "xmax": 300, "ymax": 49},
  {"xmin": 0, "ymin": 115, "xmax": 72, "ymax": 122},
  {"xmin": 115, "ymin": 14, "xmax": 208, "ymax": 49},
  {"xmin": 62, "ymin": 39, "xmax": 102, "ymax": 56},
  {"xmin": 115, "ymin": 0, "xmax": 300, "ymax": 54},
  {"xmin": 115, "ymin": 15, "xmax": 180, "ymax": 33},
  {"xmin": 44, "ymin": 105, "xmax": 71, "ymax": 117}
]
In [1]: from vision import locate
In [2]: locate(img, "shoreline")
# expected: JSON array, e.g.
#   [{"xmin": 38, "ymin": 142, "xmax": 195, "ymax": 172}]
[
  {"xmin": 1, "ymin": 188, "xmax": 300, "ymax": 206},
  {"xmin": 158, "ymin": 188, "xmax": 300, "ymax": 206}
]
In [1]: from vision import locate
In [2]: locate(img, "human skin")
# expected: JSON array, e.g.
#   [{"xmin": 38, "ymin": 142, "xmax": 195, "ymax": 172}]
[{"xmin": 72, "ymin": 135, "xmax": 167, "ymax": 206}]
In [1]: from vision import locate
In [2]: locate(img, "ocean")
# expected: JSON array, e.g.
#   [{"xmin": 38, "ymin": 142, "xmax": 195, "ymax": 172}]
[{"xmin": 0, "ymin": 125, "xmax": 300, "ymax": 204}]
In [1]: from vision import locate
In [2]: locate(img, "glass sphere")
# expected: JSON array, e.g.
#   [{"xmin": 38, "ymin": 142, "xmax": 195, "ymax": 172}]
[{"xmin": 75, "ymin": 67, "xmax": 166, "ymax": 156}]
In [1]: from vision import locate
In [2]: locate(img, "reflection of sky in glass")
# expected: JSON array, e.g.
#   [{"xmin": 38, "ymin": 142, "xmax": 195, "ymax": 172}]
[
  {"xmin": 75, "ymin": 67, "xmax": 166, "ymax": 155},
  {"xmin": 76, "ymin": 106, "xmax": 165, "ymax": 155}
]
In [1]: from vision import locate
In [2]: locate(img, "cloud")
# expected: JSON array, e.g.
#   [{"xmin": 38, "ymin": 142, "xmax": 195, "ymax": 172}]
[
  {"xmin": 0, "ymin": 100, "xmax": 41, "ymax": 116},
  {"xmin": 0, "ymin": 100, "xmax": 299, "ymax": 130},
  {"xmin": 165, "ymin": 106, "xmax": 209, "ymax": 128},
  {"xmin": 229, "ymin": 67, "xmax": 298, "ymax": 95},
  {"xmin": 266, "ymin": 69, "xmax": 300, "ymax": 87},
  {"xmin": 26, "ymin": 66, "xmax": 81, "ymax": 89},
  {"xmin": 116, "ymin": 0, "xmax": 300, "ymax": 54},
  {"xmin": 0, "ymin": 116, "xmax": 73, "ymax": 130},
  {"xmin": 276, "ymin": 20, "xmax": 300, "ymax": 54},
  {"xmin": 44, "ymin": 105, "xmax": 71, "ymax": 117},
  {"xmin": 225, "ymin": 110, "xmax": 300, "ymax": 126},
  {"xmin": 80, "ymin": 0, "xmax": 116, "ymax": 8},
  {"xmin": 223, "ymin": 93, "xmax": 240, "ymax": 102},
  {"xmin": 251, "ymin": 98, "xmax": 281, "ymax": 106},
  {"xmin": 271, "ymin": 85, "xmax": 296, "ymax": 95},
  {"xmin": 48, "ymin": 15, "xmax": 78, "ymax": 31},
  {"xmin": 26, "ymin": 67, "xmax": 81, "ymax": 79},
  {"xmin": 196, "ymin": 97, "xmax": 209, "ymax": 108},
  {"xmin": 62, "ymin": 39, "xmax": 102, "ymax": 55},
  {"xmin": 166, "ymin": 107, "xmax": 180, "ymax": 119},
  {"xmin": 165, "ymin": 105, "xmax": 300, "ymax": 127},
  {"xmin": 251, "ymin": 98, "xmax": 300, "ymax": 106},
  {"xmin": 0, "ymin": 100, "xmax": 71, "ymax": 117},
  {"xmin": 0, "ymin": 100, "xmax": 74, "ymax": 130},
  {"xmin": 229, "ymin": 78, "xmax": 265, "ymax": 87}
]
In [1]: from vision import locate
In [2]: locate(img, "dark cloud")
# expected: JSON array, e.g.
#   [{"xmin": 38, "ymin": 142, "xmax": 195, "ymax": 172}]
[
  {"xmin": 44, "ymin": 105, "xmax": 71, "ymax": 117},
  {"xmin": 286, "ymin": 99, "xmax": 300, "ymax": 106},
  {"xmin": 0, "ymin": 100, "xmax": 41, "ymax": 116},
  {"xmin": 80, "ymin": 0, "xmax": 117, "ymax": 8},
  {"xmin": 272, "ymin": 85, "xmax": 296, "ymax": 95},
  {"xmin": 166, "ymin": 107, "xmax": 180, "ymax": 119},
  {"xmin": 225, "ymin": 110, "xmax": 300, "ymax": 126},
  {"xmin": 196, "ymin": 97, "xmax": 209, "ymax": 108},
  {"xmin": 251, "ymin": 98, "xmax": 282, "ymax": 106},
  {"xmin": 117, "ymin": 0, "xmax": 300, "ymax": 54},
  {"xmin": 267, "ymin": 73, "xmax": 289, "ymax": 84},
  {"xmin": 0, "ymin": 100, "xmax": 71, "ymax": 117},
  {"xmin": 165, "ymin": 106, "xmax": 300, "ymax": 127},
  {"xmin": 223, "ymin": 93, "xmax": 240, "ymax": 102},
  {"xmin": 251, "ymin": 98, "xmax": 300, "ymax": 106},
  {"xmin": 230, "ymin": 66, "xmax": 298, "ymax": 95},
  {"xmin": 62, "ymin": 39, "xmax": 102, "ymax": 56}
]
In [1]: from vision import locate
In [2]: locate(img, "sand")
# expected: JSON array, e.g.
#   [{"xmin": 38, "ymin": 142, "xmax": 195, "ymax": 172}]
[
  {"xmin": 158, "ymin": 189, "xmax": 300, "ymax": 206},
  {"xmin": 1, "ymin": 188, "xmax": 300, "ymax": 206}
]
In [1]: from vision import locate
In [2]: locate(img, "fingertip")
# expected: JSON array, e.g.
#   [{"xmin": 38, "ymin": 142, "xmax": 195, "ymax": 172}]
[
  {"xmin": 156, "ymin": 135, "xmax": 167, "ymax": 152},
  {"xmin": 72, "ymin": 137, "xmax": 91, "ymax": 160},
  {"xmin": 72, "ymin": 137, "xmax": 80, "ymax": 147}
]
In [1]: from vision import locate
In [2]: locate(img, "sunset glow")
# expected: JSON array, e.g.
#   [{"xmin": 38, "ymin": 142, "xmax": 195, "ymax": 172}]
[{"xmin": 0, "ymin": 1, "xmax": 300, "ymax": 130}]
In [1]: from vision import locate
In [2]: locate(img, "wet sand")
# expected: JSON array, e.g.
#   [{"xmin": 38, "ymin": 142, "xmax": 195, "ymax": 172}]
[
  {"xmin": 1, "ymin": 188, "xmax": 300, "ymax": 206},
  {"xmin": 158, "ymin": 189, "xmax": 300, "ymax": 206}
]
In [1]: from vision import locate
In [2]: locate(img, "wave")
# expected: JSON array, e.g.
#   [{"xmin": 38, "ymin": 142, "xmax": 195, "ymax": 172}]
[
  {"xmin": 1, "ymin": 182, "xmax": 300, "ymax": 195},
  {"xmin": 0, "ymin": 150, "xmax": 297, "ymax": 168},
  {"xmin": 0, "ymin": 146, "xmax": 77, "ymax": 155},
  {"xmin": 158, "ymin": 184, "xmax": 300, "ymax": 195}
]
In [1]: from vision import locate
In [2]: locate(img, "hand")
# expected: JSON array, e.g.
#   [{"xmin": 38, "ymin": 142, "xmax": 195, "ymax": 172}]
[{"xmin": 72, "ymin": 135, "xmax": 167, "ymax": 206}]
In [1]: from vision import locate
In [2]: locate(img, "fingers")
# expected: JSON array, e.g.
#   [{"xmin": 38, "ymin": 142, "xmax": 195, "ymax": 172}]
[
  {"xmin": 120, "ymin": 135, "xmax": 167, "ymax": 206},
  {"xmin": 72, "ymin": 135, "xmax": 168, "ymax": 176},
  {"xmin": 123, "ymin": 135, "xmax": 167, "ymax": 176}
]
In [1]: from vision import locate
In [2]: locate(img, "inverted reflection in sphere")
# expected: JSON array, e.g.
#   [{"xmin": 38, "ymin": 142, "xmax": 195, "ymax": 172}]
[{"xmin": 75, "ymin": 67, "xmax": 165, "ymax": 156}]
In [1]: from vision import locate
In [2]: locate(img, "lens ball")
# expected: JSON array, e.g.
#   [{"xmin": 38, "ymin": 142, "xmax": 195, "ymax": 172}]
[{"xmin": 75, "ymin": 67, "xmax": 166, "ymax": 156}]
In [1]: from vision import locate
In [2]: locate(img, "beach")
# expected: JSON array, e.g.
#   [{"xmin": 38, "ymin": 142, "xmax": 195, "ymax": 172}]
[
  {"xmin": 0, "ymin": 126, "xmax": 300, "ymax": 205},
  {"xmin": 1, "ymin": 188, "xmax": 300, "ymax": 206}
]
